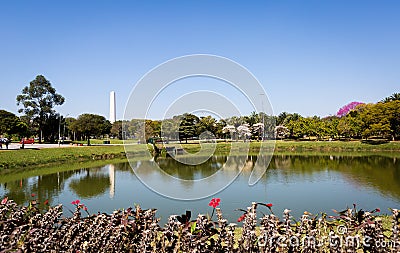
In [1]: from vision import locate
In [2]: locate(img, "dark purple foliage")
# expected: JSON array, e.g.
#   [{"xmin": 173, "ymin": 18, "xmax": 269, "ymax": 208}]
[{"xmin": 1, "ymin": 198, "xmax": 399, "ymax": 252}]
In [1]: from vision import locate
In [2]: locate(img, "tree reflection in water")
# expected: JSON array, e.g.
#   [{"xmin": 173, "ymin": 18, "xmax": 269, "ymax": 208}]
[{"xmin": 0, "ymin": 155, "xmax": 399, "ymax": 216}]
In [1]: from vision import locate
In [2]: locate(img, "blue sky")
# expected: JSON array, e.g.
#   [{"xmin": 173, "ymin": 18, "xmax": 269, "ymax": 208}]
[{"xmin": 1, "ymin": 0, "xmax": 399, "ymax": 120}]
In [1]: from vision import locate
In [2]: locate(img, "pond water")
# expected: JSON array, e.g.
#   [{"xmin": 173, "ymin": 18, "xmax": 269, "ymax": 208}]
[{"xmin": 1, "ymin": 155, "xmax": 400, "ymax": 223}]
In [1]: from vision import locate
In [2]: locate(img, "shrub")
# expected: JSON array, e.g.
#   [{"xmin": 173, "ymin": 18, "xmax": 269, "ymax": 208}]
[{"xmin": 1, "ymin": 197, "xmax": 399, "ymax": 252}]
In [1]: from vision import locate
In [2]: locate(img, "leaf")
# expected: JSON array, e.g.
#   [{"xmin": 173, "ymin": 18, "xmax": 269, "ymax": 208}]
[{"xmin": 191, "ymin": 221, "xmax": 197, "ymax": 234}]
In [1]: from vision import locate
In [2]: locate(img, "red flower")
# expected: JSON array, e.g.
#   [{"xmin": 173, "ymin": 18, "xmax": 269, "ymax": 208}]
[
  {"xmin": 31, "ymin": 193, "xmax": 36, "ymax": 197},
  {"xmin": 83, "ymin": 206, "xmax": 88, "ymax": 211},
  {"xmin": 208, "ymin": 198, "xmax": 220, "ymax": 208},
  {"xmin": 266, "ymin": 203, "xmax": 273, "ymax": 208},
  {"xmin": 71, "ymin": 200, "xmax": 81, "ymax": 205},
  {"xmin": 44, "ymin": 199, "xmax": 49, "ymax": 205},
  {"xmin": 237, "ymin": 214, "xmax": 246, "ymax": 222},
  {"xmin": 1, "ymin": 197, "xmax": 8, "ymax": 205},
  {"xmin": 375, "ymin": 208, "xmax": 381, "ymax": 213}
]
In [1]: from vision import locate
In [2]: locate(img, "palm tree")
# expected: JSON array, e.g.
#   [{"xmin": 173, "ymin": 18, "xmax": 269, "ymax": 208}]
[
  {"xmin": 381, "ymin": 93, "xmax": 400, "ymax": 103},
  {"xmin": 390, "ymin": 93, "xmax": 400, "ymax": 101}
]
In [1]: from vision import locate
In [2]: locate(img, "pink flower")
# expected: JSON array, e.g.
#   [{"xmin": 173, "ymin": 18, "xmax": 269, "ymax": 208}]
[
  {"xmin": 336, "ymin": 102, "xmax": 364, "ymax": 117},
  {"xmin": 1, "ymin": 197, "xmax": 8, "ymax": 205}
]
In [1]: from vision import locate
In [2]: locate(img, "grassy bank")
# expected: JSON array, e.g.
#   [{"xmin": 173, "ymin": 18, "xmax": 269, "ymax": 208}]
[
  {"xmin": 1, "ymin": 141, "xmax": 400, "ymax": 172},
  {"xmin": 0, "ymin": 158, "xmax": 129, "ymax": 183},
  {"xmin": 0, "ymin": 145, "xmax": 130, "ymax": 171},
  {"xmin": 178, "ymin": 140, "xmax": 400, "ymax": 154}
]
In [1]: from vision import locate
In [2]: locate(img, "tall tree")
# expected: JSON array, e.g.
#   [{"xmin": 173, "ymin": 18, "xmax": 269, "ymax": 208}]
[{"xmin": 16, "ymin": 75, "xmax": 65, "ymax": 143}]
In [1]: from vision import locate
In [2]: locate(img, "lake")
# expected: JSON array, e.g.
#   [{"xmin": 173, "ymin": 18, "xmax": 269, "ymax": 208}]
[{"xmin": 1, "ymin": 154, "xmax": 399, "ymax": 223}]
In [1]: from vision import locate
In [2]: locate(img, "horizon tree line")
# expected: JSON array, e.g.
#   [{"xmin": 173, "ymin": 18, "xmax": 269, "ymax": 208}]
[{"xmin": 1, "ymin": 75, "xmax": 399, "ymax": 143}]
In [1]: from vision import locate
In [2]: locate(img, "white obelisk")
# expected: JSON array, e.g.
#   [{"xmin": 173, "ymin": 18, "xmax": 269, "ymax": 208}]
[{"xmin": 109, "ymin": 91, "xmax": 116, "ymax": 123}]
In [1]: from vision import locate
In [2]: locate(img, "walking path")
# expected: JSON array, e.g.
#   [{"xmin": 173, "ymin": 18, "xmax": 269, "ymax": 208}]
[{"xmin": 0, "ymin": 143, "xmax": 77, "ymax": 150}]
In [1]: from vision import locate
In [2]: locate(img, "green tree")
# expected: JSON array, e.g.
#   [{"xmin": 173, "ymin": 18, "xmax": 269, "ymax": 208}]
[
  {"xmin": 42, "ymin": 114, "xmax": 61, "ymax": 143},
  {"xmin": 284, "ymin": 114, "xmax": 305, "ymax": 139},
  {"xmin": 16, "ymin": 75, "xmax": 65, "ymax": 143},
  {"xmin": 145, "ymin": 120, "xmax": 155, "ymax": 140},
  {"xmin": 179, "ymin": 113, "xmax": 199, "ymax": 143},
  {"xmin": 337, "ymin": 113, "xmax": 362, "ymax": 139},
  {"xmin": 65, "ymin": 117, "xmax": 77, "ymax": 140},
  {"xmin": 386, "ymin": 100, "xmax": 400, "ymax": 140},
  {"xmin": 214, "ymin": 120, "xmax": 226, "ymax": 139},
  {"xmin": 125, "ymin": 119, "xmax": 145, "ymax": 140},
  {"xmin": 322, "ymin": 116, "xmax": 339, "ymax": 139},
  {"xmin": 71, "ymin": 114, "xmax": 112, "ymax": 145},
  {"xmin": 196, "ymin": 116, "xmax": 217, "ymax": 137},
  {"xmin": 150, "ymin": 120, "xmax": 162, "ymax": 137},
  {"xmin": 245, "ymin": 111, "xmax": 260, "ymax": 126},
  {"xmin": 110, "ymin": 120, "xmax": 123, "ymax": 139},
  {"xmin": 0, "ymin": 110, "xmax": 28, "ymax": 138},
  {"xmin": 359, "ymin": 102, "xmax": 396, "ymax": 139},
  {"xmin": 276, "ymin": 112, "xmax": 289, "ymax": 126},
  {"xmin": 160, "ymin": 118, "xmax": 180, "ymax": 140},
  {"xmin": 225, "ymin": 116, "xmax": 244, "ymax": 128}
]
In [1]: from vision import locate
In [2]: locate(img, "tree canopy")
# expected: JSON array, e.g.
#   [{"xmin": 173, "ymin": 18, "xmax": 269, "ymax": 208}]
[
  {"xmin": 0, "ymin": 110, "xmax": 28, "ymax": 138},
  {"xmin": 179, "ymin": 113, "xmax": 199, "ymax": 143},
  {"xmin": 16, "ymin": 75, "xmax": 65, "ymax": 143},
  {"xmin": 70, "ymin": 114, "xmax": 112, "ymax": 144}
]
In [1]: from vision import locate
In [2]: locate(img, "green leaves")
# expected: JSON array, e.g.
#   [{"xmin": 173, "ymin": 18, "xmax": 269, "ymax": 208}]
[
  {"xmin": 71, "ymin": 114, "xmax": 112, "ymax": 139},
  {"xmin": 16, "ymin": 75, "xmax": 65, "ymax": 142}
]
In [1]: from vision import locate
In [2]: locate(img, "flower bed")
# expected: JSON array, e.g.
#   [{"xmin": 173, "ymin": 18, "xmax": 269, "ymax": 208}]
[{"xmin": 1, "ymin": 197, "xmax": 399, "ymax": 252}]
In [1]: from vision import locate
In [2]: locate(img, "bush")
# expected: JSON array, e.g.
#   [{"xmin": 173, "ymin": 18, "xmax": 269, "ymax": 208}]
[{"xmin": 1, "ymin": 198, "xmax": 399, "ymax": 252}]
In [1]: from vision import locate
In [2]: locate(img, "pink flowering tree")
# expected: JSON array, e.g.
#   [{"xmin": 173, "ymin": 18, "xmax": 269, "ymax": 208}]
[{"xmin": 336, "ymin": 102, "xmax": 364, "ymax": 118}]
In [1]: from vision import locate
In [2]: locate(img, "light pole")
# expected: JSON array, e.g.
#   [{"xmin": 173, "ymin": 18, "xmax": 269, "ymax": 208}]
[
  {"xmin": 63, "ymin": 114, "xmax": 70, "ymax": 144},
  {"xmin": 58, "ymin": 113, "xmax": 61, "ymax": 146},
  {"xmin": 260, "ymin": 93, "xmax": 265, "ymax": 141}
]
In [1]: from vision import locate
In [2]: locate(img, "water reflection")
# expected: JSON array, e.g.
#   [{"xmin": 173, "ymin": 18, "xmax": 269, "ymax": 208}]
[
  {"xmin": 0, "ymin": 155, "xmax": 399, "ymax": 222},
  {"xmin": 269, "ymin": 155, "xmax": 400, "ymax": 200}
]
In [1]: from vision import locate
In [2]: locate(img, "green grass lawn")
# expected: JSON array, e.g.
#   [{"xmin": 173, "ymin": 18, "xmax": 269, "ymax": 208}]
[
  {"xmin": 73, "ymin": 139, "xmax": 126, "ymax": 145},
  {"xmin": 0, "ymin": 145, "xmax": 129, "ymax": 171}
]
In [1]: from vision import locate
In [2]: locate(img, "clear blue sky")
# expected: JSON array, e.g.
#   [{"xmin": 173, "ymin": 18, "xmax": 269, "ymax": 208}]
[{"xmin": 1, "ymin": 0, "xmax": 399, "ymax": 120}]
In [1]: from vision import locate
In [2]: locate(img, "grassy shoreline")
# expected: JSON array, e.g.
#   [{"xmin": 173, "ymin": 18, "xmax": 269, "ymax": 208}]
[{"xmin": 1, "ymin": 141, "xmax": 400, "ymax": 172}]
